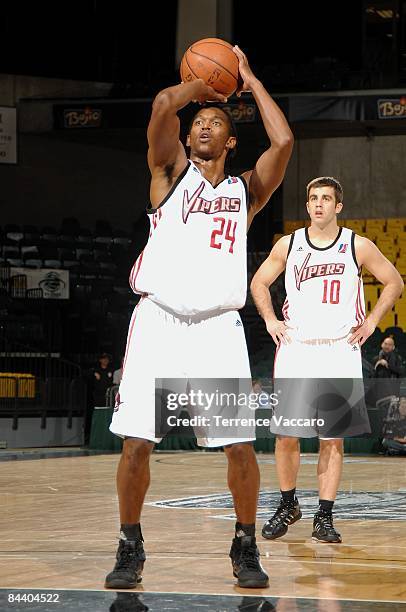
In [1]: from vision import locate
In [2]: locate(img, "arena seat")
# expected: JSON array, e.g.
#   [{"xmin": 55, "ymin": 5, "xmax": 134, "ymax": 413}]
[
  {"xmin": 377, "ymin": 311, "xmax": 396, "ymax": 331},
  {"xmin": 5, "ymin": 224, "xmax": 24, "ymax": 242},
  {"xmin": 363, "ymin": 285, "xmax": 378, "ymax": 312},
  {"xmin": 397, "ymin": 234, "xmax": 406, "ymax": 253},
  {"xmin": 3, "ymin": 245, "xmax": 19, "ymax": 258},
  {"xmin": 366, "ymin": 218, "xmax": 386, "ymax": 233},
  {"xmin": 395, "ymin": 260, "xmax": 406, "ymax": 276},
  {"xmin": 344, "ymin": 219, "xmax": 365, "ymax": 233},
  {"xmin": 387, "ymin": 218, "xmax": 406, "ymax": 233},
  {"xmin": 395, "ymin": 301, "xmax": 406, "ymax": 329}
]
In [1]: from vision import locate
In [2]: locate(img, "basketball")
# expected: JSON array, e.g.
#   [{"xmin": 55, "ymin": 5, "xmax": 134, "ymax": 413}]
[{"xmin": 180, "ymin": 38, "xmax": 239, "ymax": 98}]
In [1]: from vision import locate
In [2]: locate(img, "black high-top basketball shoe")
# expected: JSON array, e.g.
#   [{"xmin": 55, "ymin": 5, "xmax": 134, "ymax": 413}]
[
  {"xmin": 229, "ymin": 535, "xmax": 269, "ymax": 588},
  {"xmin": 312, "ymin": 510, "xmax": 342, "ymax": 543},
  {"xmin": 261, "ymin": 497, "xmax": 302, "ymax": 540},
  {"xmin": 105, "ymin": 536, "xmax": 146, "ymax": 589}
]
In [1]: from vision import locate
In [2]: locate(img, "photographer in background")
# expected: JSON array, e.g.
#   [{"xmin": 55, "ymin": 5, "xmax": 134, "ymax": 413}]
[{"xmin": 382, "ymin": 396, "xmax": 406, "ymax": 456}]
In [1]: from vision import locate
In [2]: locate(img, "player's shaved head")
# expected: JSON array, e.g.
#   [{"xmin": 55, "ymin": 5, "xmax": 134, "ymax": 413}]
[{"xmin": 382, "ymin": 336, "xmax": 395, "ymax": 350}]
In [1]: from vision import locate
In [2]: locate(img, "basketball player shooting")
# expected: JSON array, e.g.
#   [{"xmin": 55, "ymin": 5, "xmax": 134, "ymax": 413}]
[
  {"xmin": 251, "ymin": 177, "xmax": 404, "ymax": 543},
  {"xmin": 105, "ymin": 46, "xmax": 293, "ymax": 589}
]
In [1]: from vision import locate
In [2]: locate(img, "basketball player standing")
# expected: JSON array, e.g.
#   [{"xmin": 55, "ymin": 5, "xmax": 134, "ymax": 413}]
[
  {"xmin": 105, "ymin": 46, "xmax": 293, "ymax": 589},
  {"xmin": 251, "ymin": 177, "xmax": 403, "ymax": 543}
]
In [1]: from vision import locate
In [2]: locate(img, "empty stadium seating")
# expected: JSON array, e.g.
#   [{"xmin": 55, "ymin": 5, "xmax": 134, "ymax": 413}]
[{"xmin": 0, "ymin": 219, "xmax": 145, "ymax": 367}]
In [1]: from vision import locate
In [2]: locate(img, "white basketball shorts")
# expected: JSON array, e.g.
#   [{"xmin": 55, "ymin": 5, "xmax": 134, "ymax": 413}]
[
  {"xmin": 271, "ymin": 334, "xmax": 370, "ymax": 439},
  {"xmin": 274, "ymin": 333, "xmax": 363, "ymax": 379},
  {"xmin": 109, "ymin": 297, "xmax": 254, "ymax": 447}
]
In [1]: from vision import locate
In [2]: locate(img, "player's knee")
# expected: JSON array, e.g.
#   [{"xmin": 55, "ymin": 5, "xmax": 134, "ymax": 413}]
[
  {"xmin": 276, "ymin": 436, "xmax": 299, "ymax": 450},
  {"xmin": 225, "ymin": 441, "xmax": 255, "ymax": 465},
  {"xmin": 320, "ymin": 439, "xmax": 343, "ymax": 454},
  {"xmin": 122, "ymin": 438, "xmax": 153, "ymax": 468}
]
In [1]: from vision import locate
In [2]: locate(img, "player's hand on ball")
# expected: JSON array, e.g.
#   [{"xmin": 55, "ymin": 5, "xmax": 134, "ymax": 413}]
[
  {"xmin": 191, "ymin": 79, "xmax": 228, "ymax": 104},
  {"xmin": 233, "ymin": 45, "xmax": 257, "ymax": 97},
  {"xmin": 266, "ymin": 319, "xmax": 291, "ymax": 345},
  {"xmin": 348, "ymin": 317, "xmax": 376, "ymax": 346}
]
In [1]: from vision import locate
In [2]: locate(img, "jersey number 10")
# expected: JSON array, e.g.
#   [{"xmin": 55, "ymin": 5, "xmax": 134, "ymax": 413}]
[{"xmin": 322, "ymin": 279, "xmax": 341, "ymax": 304}]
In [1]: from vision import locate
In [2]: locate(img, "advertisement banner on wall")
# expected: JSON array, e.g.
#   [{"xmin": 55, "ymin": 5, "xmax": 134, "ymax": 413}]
[
  {"xmin": 0, "ymin": 106, "xmax": 17, "ymax": 164},
  {"xmin": 53, "ymin": 104, "xmax": 104, "ymax": 129},
  {"xmin": 63, "ymin": 107, "xmax": 103, "ymax": 128},
  {"xmin": 11, "ymin": 268, "xmax": 69, "ymax": 299},
  {"xmin": 377, "ymin": 97, "xmax": 406, "ymax": 119},
  {"xmin": 223, "ymin": 102, "xmax": 256, "ymax": 123}
]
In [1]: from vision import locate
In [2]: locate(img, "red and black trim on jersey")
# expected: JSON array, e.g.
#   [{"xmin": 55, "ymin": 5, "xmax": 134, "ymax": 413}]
[
  {"xmin": 351, "ymin": 231, "xmax": 362, "ymax": 276},
  {"xmin": 287, "ymin": 232, "xmax": 295, "ymax": 258},
  {"xmin": 129, "ymin": 250, "xmax": 144, "ymax": 293},
  {"xmin": 239, "ymin": 174, "xmax": 250, "ymax": 210},
  {"xmin": 355, "ymin": 277, "xmax": 366, "ymax": 326},
  {"xmin": 146, "ymin": 161, "xmax": 191, "ymax": 214},
  {"xmin": 304, "ymin": 226, "xmax": 343, "ymax": 251},
  {"xmin": 146, "ymin": 161, "xmax": 248, "ymax": 216},
  {"xmin": 282, "ymin": 298, "xmax": 290, "ymax": 321}
]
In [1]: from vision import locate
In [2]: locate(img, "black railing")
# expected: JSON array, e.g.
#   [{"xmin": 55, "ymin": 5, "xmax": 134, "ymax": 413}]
[
  {"xmin": 0, "ymin": 336, "xmax": 87, "ymax": 430},
  {"xmin": 106, "ymin": 384, "xmax": 119, "ymax": 408}
]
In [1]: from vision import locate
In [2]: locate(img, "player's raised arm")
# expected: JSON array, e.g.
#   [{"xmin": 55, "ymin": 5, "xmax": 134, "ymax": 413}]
[
  {"xmin": 251, "ymin": 235, "xmax": 291, "ymax": 344},
  {"xmin": 349, "ymin": 236, "xmax": 404, "ymax": 346},
  {"xmin": 147, "ymin": 80, "xmax": 227, "ymax": 174},
  {"xmin": 234, "ymin": 47, "xmax": 294, "ymax": 226}
]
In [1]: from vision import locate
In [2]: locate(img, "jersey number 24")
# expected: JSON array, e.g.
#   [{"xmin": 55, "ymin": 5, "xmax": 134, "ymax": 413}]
[{"xmin": 210, "ymin": 217, "xmax": 237, "ymax": 253}]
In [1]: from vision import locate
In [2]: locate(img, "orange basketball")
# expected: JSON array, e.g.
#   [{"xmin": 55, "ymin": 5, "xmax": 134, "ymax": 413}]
[{"xmin": 180, "ymin": 38, "xmax": 239, "ymax": 98}]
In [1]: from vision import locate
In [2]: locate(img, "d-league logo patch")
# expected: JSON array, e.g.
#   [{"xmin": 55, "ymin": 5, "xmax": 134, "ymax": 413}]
[{"xmin": 338, "ymin": 243, "xmax": 348, "ymax": 253}]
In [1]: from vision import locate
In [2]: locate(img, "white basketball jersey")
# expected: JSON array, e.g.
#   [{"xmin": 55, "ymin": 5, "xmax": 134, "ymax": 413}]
[
  {"xmin": 130, "ymin": 160, "xmax": 248, "ymax": 315},
  {"xmin": 283, "ymin": 227, "xmax": 365, "ymax": 340}
]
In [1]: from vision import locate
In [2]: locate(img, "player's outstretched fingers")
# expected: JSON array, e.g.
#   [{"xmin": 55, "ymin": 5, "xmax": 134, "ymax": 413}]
[
  {"xmin": 271, "ymin": 333, "xmax": 278, "ymax": 345},
  {"xmin": 349, "ymin": 325, "xmax": 362, "ymax": 344},
  {"xmin": 359, "ymin": 334, "xmax": 368, "ymax": 346},
  {"xmin": 278, "ymin": 332, "xmax": 287, "ymax": 345},
  {"xmin": 207, "ymin": 86, "xmax": 228, "ymax": 103}
]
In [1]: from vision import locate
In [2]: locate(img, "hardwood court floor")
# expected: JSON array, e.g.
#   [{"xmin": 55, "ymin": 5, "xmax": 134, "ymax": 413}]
[{"xmin": 0, "ymin": 451, "xmax": 405, "ymax": 604}]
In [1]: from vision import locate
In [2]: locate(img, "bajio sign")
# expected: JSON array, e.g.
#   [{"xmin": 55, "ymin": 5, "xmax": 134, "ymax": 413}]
[
  {"xmin": 377, "ymin": 97, "xmax": 406, "ymax": 119},
  {"xmin": 63, "ymin": 107, "xmax": 102, "ymax": 128}
]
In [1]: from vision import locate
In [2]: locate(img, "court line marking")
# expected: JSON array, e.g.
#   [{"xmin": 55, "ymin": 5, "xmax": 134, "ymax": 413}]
[
  {"xmin": 0, "ymin": 552, "xmax": 405, "ymax": 565},
  {"xmin": 0, "ymin": 587, "xmax": 405, "ymax": 603},
  {"xmin": 1, "ymin": 553, "xmax": 405, "ymax": 571},
  {"xmin": 3, "ymin": 541, "xmax": 406, "ymax": 551}
]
